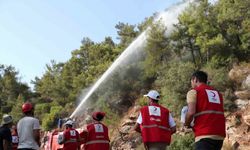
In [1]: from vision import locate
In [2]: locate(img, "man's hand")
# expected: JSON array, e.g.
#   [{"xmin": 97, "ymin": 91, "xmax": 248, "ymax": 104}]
[
  {"xmin": 182, "ymin": 126, "xmax": 193, "ymax": 133},
  {"xmin": 133, "ymin": 123, "xmax": 141, "ymax": 133},
  {"xmin": 170, "ymin": 126, "xmax": 176, "ymax": 134}
]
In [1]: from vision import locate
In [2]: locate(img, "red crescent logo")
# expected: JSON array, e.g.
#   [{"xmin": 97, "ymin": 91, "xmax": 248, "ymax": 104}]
[
  {"xmin": 154, "ymin": 107, "xmax": 157, "ymax": 111},
  {"xmin": 210, "ymin": 91, "xmax": 216, "ymax": 97}
]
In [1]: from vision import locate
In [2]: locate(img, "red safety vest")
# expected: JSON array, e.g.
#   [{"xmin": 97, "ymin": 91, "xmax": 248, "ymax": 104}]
[
  {"xmin": 79, "ymin": 130, "xmax": 88, "ymax": 145},
  {"xmin": 193, "ymin": 84, "xmax": 226, "ymax": 137},
  {"xmin": 140, "ymin": 103, "xmax": 172, "ymax": 144},
  {"xmin": 63, "ymin": 128, "xmax": 79, "ymax": 150},
  {"xmin": 84, "ymin": 122, "xmax": 110, "ymax": 150},
  {"xmin": 12, "ymin": 130, "xmax": 18, "ymax": 150}
]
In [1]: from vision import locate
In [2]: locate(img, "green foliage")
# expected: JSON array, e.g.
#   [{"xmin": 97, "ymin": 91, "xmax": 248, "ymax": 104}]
[
  {"xmin": 0, "ymin": 65, "xmax": 32, "ymax": 123},
  {"xmin": 156, "ymin": 62, "xmax": 196, "ymax": 116},
  {"xmin": 115, "ymin": 22, "xmax": 139, "ymax": 47},
  {"xmin": 1, "ymin": 0, "xmax": 249, "ymax": 133},
  {"xmin": 137, "ymin": 17, "xmax": 154, "ymax": 33},
  {"xmin": 143, "ymin": 21, "xmax": 170, "ymax": 78},
  {"xmin": 137, "ymin": 97, "xmax": 148, "ymax": 107},
  {"xmin": 169, "ymin": 133, "xmax": 195, "ymax": 150},
  {"xmin": 96, "ymin": 100, "xmax": 120, "ymax": 130},
  {"xmin": 203, "ymin": 64, "xmax": 236, "ymax": 111},
  {"xmin": 42, "ymin": 106, "xmax": 63, "ymax": 131},
  {"xmin": 9, "ymin": 95, "xmax": 26, "ymax": 123},
  {"xmin": 215, "ymin": 0, "xmax": 250, "ymax": 60},
  {"xmin": 203, "ymin": 64, "xmax": 232, "ymax": 91},
  {"xmin": 35, "ymin": 103, "xmax": 51, "ymax": 120}
]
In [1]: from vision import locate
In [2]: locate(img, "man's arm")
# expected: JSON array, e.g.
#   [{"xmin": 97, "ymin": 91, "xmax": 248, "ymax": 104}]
[
  {"xmin": 33, "ymin": 129, "xmax": 41, "ymax": 146},
  {"xmin": 184, "ymin": 102, "xmax": 196, "ymax": 127},
  {"xmin": 33, "ymin": 118, "xmax": 41, "ymax": 146},
  {"xmin": 3, "ymin": 128, "xmax": 12, "ymax": 150},
  {"xmin": 3, "ymin": 139, "xmax": 12, "ymax": 150},
  {"xmin": 184, "ymin": 90, "xmax": 197, "ymax": 127},
  {"xmin": 133, "ymin": 112, "xmax": 142, "ymax": 133}
]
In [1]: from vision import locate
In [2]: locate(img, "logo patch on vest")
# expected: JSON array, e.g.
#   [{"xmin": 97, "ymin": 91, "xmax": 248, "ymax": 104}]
[
  {"xmin": 57, "ymin": 133, "xmax": 64, "ymax": 144},
  {"xmin": 206, "ymin": 89, "xmax": 220, "ymax": 104},
  {"xmin": 70, "ymin": 130, "xmax": 76, "ymax": 136},
  {"xmin": 94, "ymin": 124, "xmax": 104, "ymax": 133},
  {"xmin": 12, "ymin": 136, "xmax": 18, "ymax": 143},
  {"xmin": 148, "ymin": 106, "xmax": 161, "ymax": 116}
]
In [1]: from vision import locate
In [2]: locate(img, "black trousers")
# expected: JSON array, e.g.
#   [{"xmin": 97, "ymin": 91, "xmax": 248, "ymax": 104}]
[{"xmin": 195, "ymin": 138, "xmax": 223, "ymax": 150}]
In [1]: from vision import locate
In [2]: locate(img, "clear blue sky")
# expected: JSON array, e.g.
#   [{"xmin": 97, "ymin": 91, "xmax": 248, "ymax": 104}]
[{"xmin": 0, "ymin": 0, "xmax": 180, "ymax": 87}]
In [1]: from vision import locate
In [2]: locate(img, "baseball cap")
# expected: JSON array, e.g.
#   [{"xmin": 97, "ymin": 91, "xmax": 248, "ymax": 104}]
[
  {"xmin": 144, "ymin": 90, "xmax": 160, "ymax": 100},
  {"xmin": 64, "ymin": 120, "xmax": 74, "ymax": 126}
]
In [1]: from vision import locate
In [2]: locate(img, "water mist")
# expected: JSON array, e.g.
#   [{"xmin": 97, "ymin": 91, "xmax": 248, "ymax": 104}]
[{"xmin": 70, "ymin": 0, "xmax": 194, "ymax": 118}]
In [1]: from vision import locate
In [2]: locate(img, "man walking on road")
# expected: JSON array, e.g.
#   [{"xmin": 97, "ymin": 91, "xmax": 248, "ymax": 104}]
[
  {"xmin": 134, "ymin": 90, "xmax": 176, "ymax": 150},
  {"xmin": 184, "ymin": 71, "xmax": 226, "ymax": 150},
  {"xmin": 17, "ymin": 102, "xmax": 41, "ymax": 150}
]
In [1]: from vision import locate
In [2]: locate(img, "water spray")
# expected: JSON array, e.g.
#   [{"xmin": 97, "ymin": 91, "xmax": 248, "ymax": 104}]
[{"xmin": 70, "ymin": 0, "xmax": 194, "ymax": 119}]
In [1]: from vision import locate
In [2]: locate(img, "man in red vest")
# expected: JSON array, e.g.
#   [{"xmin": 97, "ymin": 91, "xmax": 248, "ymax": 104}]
[
  {"xmin": 59, "ymin": 120, "xmax": 80, "ymax": 150},
  {"xmin": 184, "ymin": 71, "xmax": 226, "ymax": 150},
  {"xmin": 83, "ymin": 111, "xmax": 110, "ymax": 150},
  {"xmin": 134, "ymin": 90, "xmax": 176, "ymax": 150},
  {"xmin": 11, "ymin": 125, "xmax": 18, "ymax": 150}
]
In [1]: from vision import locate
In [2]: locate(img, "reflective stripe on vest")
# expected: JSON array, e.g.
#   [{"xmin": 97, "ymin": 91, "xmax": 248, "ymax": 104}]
[
  {"xmin": 142, "ymin": 124, "xmax": 171, "ymax": 131},
  {"xmin": 85, "ymin": 140, "xmax": 109, "ymax": 145},
  {"xmin": 65, "ymin": 139, "xmax": 77, "ymax": 143},
  {"xmin": 194, "ymin": 110, "xmax": 224, "ymax": 117}
]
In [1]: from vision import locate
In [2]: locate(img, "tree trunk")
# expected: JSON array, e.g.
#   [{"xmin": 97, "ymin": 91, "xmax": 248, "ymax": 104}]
[{"xmin": 188, "ymin": 39, "xmax": 196, "ymax": 67}]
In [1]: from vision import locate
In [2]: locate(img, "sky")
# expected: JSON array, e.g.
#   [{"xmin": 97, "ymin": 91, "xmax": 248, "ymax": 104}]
[{"xmin": 0, "ymin": 0, "xmax": 181, "ymax": 87}]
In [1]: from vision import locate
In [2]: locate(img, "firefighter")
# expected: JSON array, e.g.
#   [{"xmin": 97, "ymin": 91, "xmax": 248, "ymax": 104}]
[
  {"xmin": 58, "ymin": 120, "xmax": 80, "ymax": 150},
  {"xmin": 83, "ymin": 111, "xmax": 110, "ymax": 150},
  {"xmin": 11, "ymin": 125, "xmax": 18, "ymax": 150},
  {"xmin": 134, "ymin": 90, "xmax": 176, "ymax": 150},
  {"xmin": 184, "ymin": 71, "xmax": 225, "ymax": 150}
]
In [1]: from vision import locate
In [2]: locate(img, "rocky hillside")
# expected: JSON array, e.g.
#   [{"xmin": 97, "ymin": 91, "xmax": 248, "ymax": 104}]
[
  {"xmin": 110, "ymin": 63, "xmax": 250, "ymax": 150},
  {"xmin": 224, "ymin": 64, "xmax": 250, "ymax": 150},
  {"xmin": 111, "ymin": 105, "xmax": 142, "ymax": 150}
]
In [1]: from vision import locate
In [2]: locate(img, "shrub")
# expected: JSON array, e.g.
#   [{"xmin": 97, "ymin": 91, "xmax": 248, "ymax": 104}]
[
  {"xmin": 137, "ymin": 97, "xmax": 148, "ymax": 107},
  {"xmin": 203, "ymin": 64, "xmax": 232, "ymax": 92},
  {"xmin": 156, "ymin": 62, "xmax": 196, "ymax": 116},
  {"xmin": 203, "ymin": 64, "xmax": 235, "ymax": 112},
  {"xmin": 42, "ymin": 106, "xmax": 63, "ymax": 130},
  {"xmin": 169, "ymin": 133, "xmax": 195, "ymax": 150}
]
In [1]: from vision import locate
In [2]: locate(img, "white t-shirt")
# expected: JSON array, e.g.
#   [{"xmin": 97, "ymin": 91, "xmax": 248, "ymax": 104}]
[
  {"xmin": 17, "ymin": 116, "xmax": 40, "ymax": 150},
  {"xmin": 136, "ymin": 111, "xmax": 176, "ymax": 128}
]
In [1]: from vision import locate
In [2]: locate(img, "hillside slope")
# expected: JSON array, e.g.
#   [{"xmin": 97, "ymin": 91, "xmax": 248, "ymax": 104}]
[{"xmin": 110, "ymin": 64, "xmax": 250, "ymax": 150}]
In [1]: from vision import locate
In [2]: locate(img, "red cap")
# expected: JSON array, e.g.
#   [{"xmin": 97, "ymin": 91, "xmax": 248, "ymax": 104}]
[
  {"xmin": 92, "ymin": 112, "xmax": 105, "ymax": 121},
  {"xmin": 22, "ymin": 102, "xmax": 33, "ymax": 113}
]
